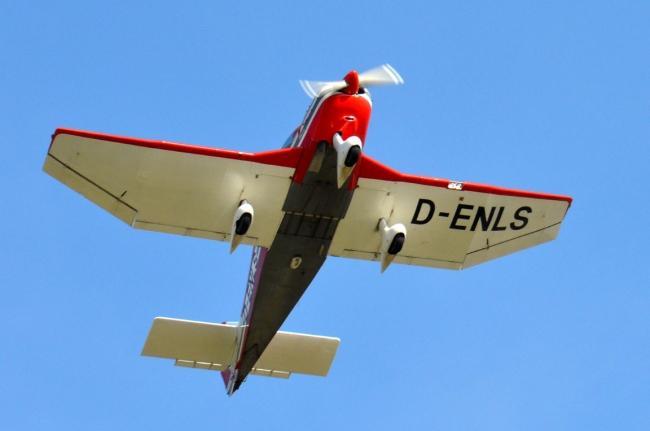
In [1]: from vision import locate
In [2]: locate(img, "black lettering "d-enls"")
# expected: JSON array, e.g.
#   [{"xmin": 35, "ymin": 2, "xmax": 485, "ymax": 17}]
[
  {"xmin": 510, "ymin": 206, "xmax": 532, "ymax": 230},
  {"xmin": 411, "ymin": 199, "xmax": 435, "ymax": 225}
]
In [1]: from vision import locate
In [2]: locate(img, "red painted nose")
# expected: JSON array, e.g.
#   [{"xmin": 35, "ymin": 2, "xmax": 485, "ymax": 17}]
[{"xmin": 343, "ymin": 70, "xmax": 360, "ymax": 95}]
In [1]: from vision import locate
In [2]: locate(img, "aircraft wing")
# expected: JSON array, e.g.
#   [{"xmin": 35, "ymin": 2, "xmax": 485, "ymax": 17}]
[
  {"xmin": 329, "ymin": 154, "xmax": 572, "ymax": 269},
  {"xmin": 44, "ymin": 128, "xmax": 301, "ymax": 248}
]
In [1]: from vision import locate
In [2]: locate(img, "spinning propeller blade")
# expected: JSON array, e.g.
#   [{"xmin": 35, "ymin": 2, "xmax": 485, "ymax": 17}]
[{"xmin": 299, "ymin": 64, "xmax": 404, "ymax": 98}]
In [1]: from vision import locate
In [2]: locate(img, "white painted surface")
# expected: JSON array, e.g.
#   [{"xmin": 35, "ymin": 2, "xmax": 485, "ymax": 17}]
[
  {"xmin": 330, "ymin": 178, "xmax": 570, "ymax": 269},
  {"xmin": 44, "ymin": 134, "xmax": 294, "ymax": 247},
  {"xmin": 141, "ymin": 317, "xmax": 340, "ymax": 377}
]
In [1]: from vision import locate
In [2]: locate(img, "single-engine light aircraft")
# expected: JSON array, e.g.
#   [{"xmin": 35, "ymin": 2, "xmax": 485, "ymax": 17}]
[{"xmin": 43, "ymin": 65, "xmax": 572, "ymax": 395}]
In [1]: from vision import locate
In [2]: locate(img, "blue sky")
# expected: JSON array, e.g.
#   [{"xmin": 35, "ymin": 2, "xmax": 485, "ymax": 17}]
[{"xmin": 2, "ymin": 1, "xmax": 649, "ymax": 430}]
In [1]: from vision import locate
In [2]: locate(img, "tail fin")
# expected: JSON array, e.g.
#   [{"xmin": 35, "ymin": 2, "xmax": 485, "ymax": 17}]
[{"xmin": 141, "ymin": 317, "xmax": 340, "ymax": 391}]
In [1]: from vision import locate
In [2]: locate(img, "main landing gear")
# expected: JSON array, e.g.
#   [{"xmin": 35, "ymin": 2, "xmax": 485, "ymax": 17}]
[
  {"xmin": 332, "ymin": 132, "xmax": 362, "ymax": 188},
  {"xmin": 378, "ymin": 218, "xmax": 407, "ymax": 273},
  {"xmin": 230, "ymin": 200, "xmax": 254, "ymax": 253}
]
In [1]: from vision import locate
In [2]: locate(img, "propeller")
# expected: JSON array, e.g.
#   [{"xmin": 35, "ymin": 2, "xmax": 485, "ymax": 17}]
[{"xmin": 299, "ymin": 64, "xmax": 404, "ymax": 98}]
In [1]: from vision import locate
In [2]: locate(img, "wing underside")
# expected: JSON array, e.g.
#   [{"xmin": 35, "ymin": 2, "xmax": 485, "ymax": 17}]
[
  {"xmin": 330, "ymin": 155, "xmax": 572, "ymax": 269},
  {"xmin": 44, "ymin": 128, "xmax": 302, "ymax": 248}
]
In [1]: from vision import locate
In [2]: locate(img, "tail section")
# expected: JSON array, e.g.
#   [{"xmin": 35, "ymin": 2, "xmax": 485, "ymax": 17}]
[{"xmin": 141, "ymin": 317, "xmax": 340, "ymax": 393}]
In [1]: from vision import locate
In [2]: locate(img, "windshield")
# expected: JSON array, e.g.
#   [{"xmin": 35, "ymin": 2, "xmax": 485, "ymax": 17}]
[{"xmin": 282, "ymin": 127, "xmax": 300, "ymax": 148}]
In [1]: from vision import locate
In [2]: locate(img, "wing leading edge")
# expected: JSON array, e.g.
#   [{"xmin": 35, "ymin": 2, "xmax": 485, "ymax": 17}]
[
  {"xmin": 330, "ymin": 154, "xmax": 572, "ymax": 269},
  {"xmin": 44, "ymin": 128, "xmax": 302, "ymax": 248}
]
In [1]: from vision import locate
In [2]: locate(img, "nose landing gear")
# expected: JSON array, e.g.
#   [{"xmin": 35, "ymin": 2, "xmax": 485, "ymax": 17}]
[{"xmin": 332, "ymin": 133, "xmax": 363, "ymax": 188}]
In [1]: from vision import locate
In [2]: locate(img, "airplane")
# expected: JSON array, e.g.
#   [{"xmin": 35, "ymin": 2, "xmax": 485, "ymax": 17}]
[{"xmin": 43, "ymin": 64, "xmax": 572, "ymax": 395}]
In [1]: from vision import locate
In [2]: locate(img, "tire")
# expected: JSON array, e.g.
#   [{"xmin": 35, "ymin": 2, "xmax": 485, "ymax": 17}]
[
  {"xmin": 388, "ymin": 233, "xmax": 405, "ymax": 255},
  {"xmin": 344, "ymin": 145, "xmax": 362, "ymax": 167},
  {"xmin": 235, "ymin": 213, "xmax": 252, "ymax": 235}
]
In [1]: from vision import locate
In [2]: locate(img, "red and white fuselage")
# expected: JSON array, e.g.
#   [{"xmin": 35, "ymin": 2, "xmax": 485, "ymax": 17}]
[{"xmin": 222, "ymin": 73, "xmax": 375, "ymax": 393}]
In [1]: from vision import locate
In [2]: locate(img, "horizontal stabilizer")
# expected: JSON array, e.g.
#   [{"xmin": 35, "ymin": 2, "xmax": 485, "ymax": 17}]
[
  {"xmin": 142, "ymin": 317, "xmax": 236, "ymax": 370},
  {"xmin": 142, "ymin": 317, "xmax": 340, "ymax": 378}
]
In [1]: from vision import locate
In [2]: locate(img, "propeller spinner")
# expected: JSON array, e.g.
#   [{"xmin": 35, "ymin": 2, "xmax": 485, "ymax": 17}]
[{"xmin": 299, "ymin": 64, "xmax": 404, "ymax": 98}]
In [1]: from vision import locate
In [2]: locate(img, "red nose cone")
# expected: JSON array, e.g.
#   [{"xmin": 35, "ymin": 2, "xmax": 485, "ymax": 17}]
[{"xmin": 343, "ymin": 70, "xmax": 360, "ymax": 95}]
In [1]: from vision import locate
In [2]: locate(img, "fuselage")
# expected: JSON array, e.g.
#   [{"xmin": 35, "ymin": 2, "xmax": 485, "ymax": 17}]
[{"xmin": 222, "ymin": 90, "xmax": 373, "ymax": 393}]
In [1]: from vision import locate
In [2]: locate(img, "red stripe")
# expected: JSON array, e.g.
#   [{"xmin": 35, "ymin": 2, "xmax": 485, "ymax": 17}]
[
  {"xmin": 358, "ymin": 154, "xmax": 573, "ymax": 205},
  {"xmin": 52, "ymin": 127, "xmax": 302, "ymax": 168}
]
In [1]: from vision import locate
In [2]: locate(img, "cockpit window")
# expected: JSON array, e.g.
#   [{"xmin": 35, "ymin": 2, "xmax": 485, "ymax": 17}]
[{"xmin": 282, "ymin": 127, "xmax": 300, "ymax": 148}]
